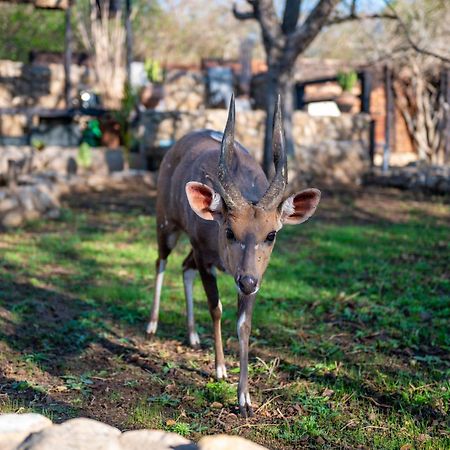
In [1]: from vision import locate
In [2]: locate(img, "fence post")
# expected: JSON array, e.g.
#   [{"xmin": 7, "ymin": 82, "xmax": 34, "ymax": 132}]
[
  {"xmin": 383, "ymin": 66, "xmax": 394, "ymax": 173},
  {"xmin": 444, "ymin": 69, "xmax": 450, "ymax": 164},
  {"xmin": 360, "ymin": 70, "xmax": 371, "ymax": 114},
  {"xmin": 295, "ymin": 84, "xmax": 305, "ymax": 110},
  {"xmin": 63, "ymin": 0, "xmax": 72, "ymax": 109},
  {"xmin": 369, "ymin": 119, "xmax": 376, "ymax": 167},
  {"xmin": 125, "ymin": 0, "xmax": 133, "ymax": 87}
]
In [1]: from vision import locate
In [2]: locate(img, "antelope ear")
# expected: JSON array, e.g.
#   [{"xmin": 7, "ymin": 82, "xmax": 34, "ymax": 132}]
[
  {"xmin": 279, "ymin": 188, "xmax": 321, "ymax": 225},
  {"xmin": 185, "ymin": 182, "xmax": 222, "ymax": 221}
]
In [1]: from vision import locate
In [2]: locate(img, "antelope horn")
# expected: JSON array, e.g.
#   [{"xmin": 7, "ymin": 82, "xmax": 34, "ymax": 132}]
[
  {"xmin": 258, "ymin": 94, "xmax": 288, "ymax": 210},
  {"xmin": 216, "ymin": 94, "xmax": 247, "ymax": 209}
]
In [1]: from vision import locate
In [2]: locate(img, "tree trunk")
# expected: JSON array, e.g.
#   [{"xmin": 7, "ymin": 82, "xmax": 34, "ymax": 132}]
[
  {"xmin": 280, "ymin": 73, "xmax": 295, "ymax": 159},
  {"xmin": 262, "ymin": 69, "xmax": 278, "ymax": 177},
  {"xmin": 262, "ymin": 68, "xmax": 295, "ymax": 177}
]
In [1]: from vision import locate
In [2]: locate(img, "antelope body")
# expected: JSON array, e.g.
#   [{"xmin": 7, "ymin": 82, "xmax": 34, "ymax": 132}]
[{"xmin": 146, "ymin": 96, "xmax": 321, "ymax": 417}]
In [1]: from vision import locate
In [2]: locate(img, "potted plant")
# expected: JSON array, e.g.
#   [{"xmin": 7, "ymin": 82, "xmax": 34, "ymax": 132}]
[
  {"xmin": 336, "ymin": 70, "xmax": 358, "ymax": 113},
  {"xmin": 140, "ymin": 59, "xmax": 165, "ymax": 109}
]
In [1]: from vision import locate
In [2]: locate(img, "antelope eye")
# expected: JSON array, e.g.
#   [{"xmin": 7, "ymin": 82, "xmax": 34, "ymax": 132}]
[
  {"xmin": 265, "ymin": 231, "xmax": 276, "ymax": 243},
  {"xmin": 226, "ymin": 228, "xmax": 235, "ymax": 241}
]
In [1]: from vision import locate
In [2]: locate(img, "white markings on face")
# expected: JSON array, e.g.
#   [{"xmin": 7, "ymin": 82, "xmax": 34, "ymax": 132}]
[
  {"xmin": 240, "ymin": 243, "xmax": 246, "ymax": 249},
  {"xmin": 281, "ymin": 196, "xmax": 295, "ymax": 217},
  {"xmin": 210, "ymin": 192, "xmax": 222, "ymax": 212},
  {"xmin": 254, "ymin": 244, "xmax": 259, "ymax": 250}
]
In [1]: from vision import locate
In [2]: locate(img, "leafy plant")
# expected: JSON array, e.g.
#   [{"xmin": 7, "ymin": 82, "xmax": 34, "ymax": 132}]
[
  {"xmin": 148, "ymin": 393, "xmax": 180, "ymax": 407},
  {"xmin": 31, "ymin": 139, "xmax": 45, "ymax": 151},
  {"xmin": 113, "ymin": 82, "xmax": 138, "ymax": 164},
  {"xmin": 166, "ymin": 421, "xmax": 191, "ymax": 437},
  {"xmin": 204, "ymin": 381, "xmax": 236, "ymax": 405},
  {"xmin": 337, "ymin": 70, "xmax": 358, "ymax": 92},
  {"xmin": 144, "ymin": 58, "xmax": 164, "ymax": 83},
  {"xmin": 77, "ymin": 142, "xmax": 93, "ymax": 169},
  {"xmin": 61, "ymin": 374, "xmax": 94, "ymax": 394}
]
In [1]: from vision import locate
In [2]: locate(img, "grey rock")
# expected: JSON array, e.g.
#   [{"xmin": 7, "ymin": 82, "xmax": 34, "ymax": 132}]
[
  {"xmin": 0, "ymin": 413, "xmax": 52, "ymax": 450},
  {"xmin": 17, "ymin": 418, "xmax": 121, "ymax": 450},
  {"xmin": 0, "ymin": 197, "xmax": 19, "ymax": 213},
  {"xmin": 198, "ymin": 435, "xmax": 268, "ymax": 450},
  {"xmin": 1, "ymin": 209, "xmax": 24, "ymax": 227},
  {"xmin": 119, "ymin": 430, "xmax": 197, "ymax": 450}
]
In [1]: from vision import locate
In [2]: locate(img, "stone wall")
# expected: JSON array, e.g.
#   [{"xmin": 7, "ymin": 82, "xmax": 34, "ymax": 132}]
[
  {"xmin": 0, "ymin": 60, "xmax": 89, "ymax": 137},
  {"xmin": 364, "ymin": 163, "xmax": 450, "ymax": 195},
  {"xmin": 0, "ymin": 146, "xmax": 125, "ymax": 228},
  {"xmin": 139, "ymin": 110, "xmax": 371, "ymax": 187}
]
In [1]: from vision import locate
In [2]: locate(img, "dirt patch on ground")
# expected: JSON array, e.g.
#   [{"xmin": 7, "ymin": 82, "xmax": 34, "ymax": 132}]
[{"xmin": 0, "ymin": 182, "xmax": 448, "ymax": 449}]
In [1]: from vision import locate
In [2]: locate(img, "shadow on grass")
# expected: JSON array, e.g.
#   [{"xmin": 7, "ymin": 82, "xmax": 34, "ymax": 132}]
[{"xmin": 0, "ymin": 185, "xmax": 448, "ymax": 446}]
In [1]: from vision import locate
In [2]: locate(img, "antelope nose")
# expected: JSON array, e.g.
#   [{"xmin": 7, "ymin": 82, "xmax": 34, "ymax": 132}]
[{"xmin": 237, "ymin": 275, "xmax": 258, "ymax": 295}]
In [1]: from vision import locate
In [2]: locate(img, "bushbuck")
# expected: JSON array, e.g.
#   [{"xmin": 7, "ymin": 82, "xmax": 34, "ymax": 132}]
[{"xmin": 146, "ymin": 95, "xmax": 321, "ymax": 417}]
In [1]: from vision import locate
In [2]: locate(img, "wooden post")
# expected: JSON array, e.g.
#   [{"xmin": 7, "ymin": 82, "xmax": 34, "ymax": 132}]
[
  {"xmin": 63, "ymin": 0, "xmax": 72, "ymax": 109},
  {"xmin": 125, "ymin": 0, "xmax": 133, "ymax": 87},
  {"xmin": 369, "ymin": 119, "xmax": 376, "ymax": 167},
  {"xmin": 444, "ymin": 69, "xmax": 450, "ymax": 164},
  {"xmin": 239, "ymin": 38, "xmax": 253, "ymax": 97},
  {"xmin": 295, "ymin": 83, "xmax": 305, "ymax": 110},
  {"xmin": 383, "ymin": 66, "xmax": 394, "ymax": 173},
  {"xmin": 360, "ymin": 70, "xmax": 371, "ymax": 114}
]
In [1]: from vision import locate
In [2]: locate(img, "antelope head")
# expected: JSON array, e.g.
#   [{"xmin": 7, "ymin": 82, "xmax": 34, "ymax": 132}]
[{"xmin": 185, "ymin": 96, "xmax": 321, "ymax": 295}]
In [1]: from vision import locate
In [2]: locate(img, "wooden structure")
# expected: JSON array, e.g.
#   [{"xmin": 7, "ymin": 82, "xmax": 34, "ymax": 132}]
[
  {"xmin": 0, "ymin": 0, "xmax": 133, "ymax": 108},
  {"xmin": 295, "ymin": 70, "xmax": 376, "ymax": 165}
]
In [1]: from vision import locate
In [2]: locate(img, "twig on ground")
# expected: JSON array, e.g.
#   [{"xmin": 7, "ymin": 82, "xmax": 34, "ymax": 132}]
[{"xmin": 255, "ymin": 394, "xmax": 283, "ymax": 414}]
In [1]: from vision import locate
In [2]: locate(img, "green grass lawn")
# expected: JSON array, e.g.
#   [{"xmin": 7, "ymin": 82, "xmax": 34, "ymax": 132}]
[{"xmin": 0, "ymin": 185, "xmax": 448, "ymax": 449}]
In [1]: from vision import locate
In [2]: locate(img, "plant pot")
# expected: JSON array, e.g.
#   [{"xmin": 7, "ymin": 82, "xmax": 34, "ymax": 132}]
[
  {"xmin": 335, "ymin": 91, "xmax": 356, "ymax": 113},
  {"xmin": 140, "ymin": 82, "xmax": 164, "ymax": 109}
]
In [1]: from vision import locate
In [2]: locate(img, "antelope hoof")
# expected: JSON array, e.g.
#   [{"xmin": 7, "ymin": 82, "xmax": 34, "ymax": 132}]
[
  {"xmin": 239, "ymin": 392, "xmax": 254, "ymax": 418},
  {"xmin": 188, "ymin": 331, "xmax": 200, "ymax": 348},
  {"xmin": 146, "ymin": 320, "xmax": 158, "ymax": 336},
  {"xmin": 216, "ymin": 364, "xmax": 228, "ymax": 380}
]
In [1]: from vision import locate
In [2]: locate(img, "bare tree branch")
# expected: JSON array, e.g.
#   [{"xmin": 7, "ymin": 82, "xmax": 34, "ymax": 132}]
[
  {"xmin": 234, "ymin": 0, "xmax": 282, "ymax": 52},
  {"xmin": 232, "ymin": 3, "xmax": 255, "ymax": 20},
  {"xmin": 327, "ymin": 12, "xmax": 397, "ymax": 25},
  {"xmin": 384, "ymin": 0, "xmax": 450, "ymax": 64},
  {"xmin": 292, "ymin": 0, "xmax": 340, "ymax": 56}
]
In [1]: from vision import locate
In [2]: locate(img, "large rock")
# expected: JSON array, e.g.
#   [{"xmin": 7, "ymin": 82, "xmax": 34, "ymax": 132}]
[
  {"xmin": 119, "ymin": 430, "xmax": 197, "ymax": 450},
  {"xmin": 0, "ymin": 413, "xmax": 52, "ymax": 450},
  {"xmin": 2, "ymin": 209, "xmax": 25, "ymax": 227},
  {"xmin": 198, "ymin": 435, "xmax": 268, "ymax": 450},
  {"xmin": 17, "ymin": 418, "xmax": 121, "ymax": 450},
  {"xmin": 0, "ymin": 414, "xmax": 269, "ymax": 450}
]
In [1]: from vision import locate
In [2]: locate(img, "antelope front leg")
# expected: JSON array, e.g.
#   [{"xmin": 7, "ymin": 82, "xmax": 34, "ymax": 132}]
[
  {"xmin": 237, "ymin": 293, "xmax": 255, "ymax": 418},
  {"xmin": 198, "ymin": 266, "xmax": 227, "ymax": 380},
  {"xmin": 146, "ymin": 258, "xmax": 166, "ymax": 335}
]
